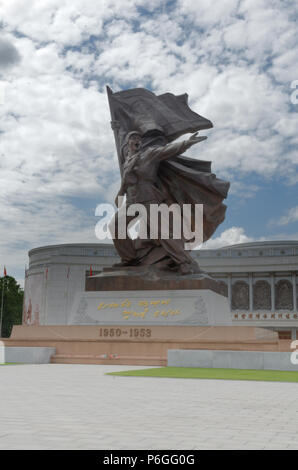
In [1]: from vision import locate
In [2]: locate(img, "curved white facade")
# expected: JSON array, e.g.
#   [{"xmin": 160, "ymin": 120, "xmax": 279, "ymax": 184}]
[{"xmin": 23, "ymin": 241, "xmax": 298, "ymax": 338}]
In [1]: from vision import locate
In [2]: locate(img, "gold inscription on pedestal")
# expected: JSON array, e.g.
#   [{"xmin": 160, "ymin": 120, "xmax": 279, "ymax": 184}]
[{"xmin": 97, "ymin": 298, "xmax": 181, "ymax": 321}]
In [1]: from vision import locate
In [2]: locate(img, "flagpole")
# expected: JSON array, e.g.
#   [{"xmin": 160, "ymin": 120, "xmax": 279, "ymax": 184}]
[
  {"xmin": 0, "ymin": 277, "xmax": 5, "ymax": 338},
  {"xmin": 22, "ymin": 265, "xmax": 28, "ymax": 325}
]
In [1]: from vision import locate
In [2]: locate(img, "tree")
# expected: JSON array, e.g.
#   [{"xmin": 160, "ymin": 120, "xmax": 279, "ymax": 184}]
[{"xmin": 0, "ymin": 276, "xmax": 24, "ymax": 338}]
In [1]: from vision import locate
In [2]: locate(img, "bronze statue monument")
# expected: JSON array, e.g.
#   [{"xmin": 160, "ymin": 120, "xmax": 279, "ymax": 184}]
[{"xmin": 106, "ymin": 86, "xmax": 230, "ymax": 275}]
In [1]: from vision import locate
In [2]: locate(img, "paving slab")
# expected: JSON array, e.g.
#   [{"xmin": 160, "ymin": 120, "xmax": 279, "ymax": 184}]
[{"xmin": 0, "ymin": 364, "xmax": 297, "ymax": 450}]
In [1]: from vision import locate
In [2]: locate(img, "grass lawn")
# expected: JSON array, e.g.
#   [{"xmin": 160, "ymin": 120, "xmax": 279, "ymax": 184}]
[{"xmin": 107, "ymin": 367, "xmax": 298, "ymax": 383}]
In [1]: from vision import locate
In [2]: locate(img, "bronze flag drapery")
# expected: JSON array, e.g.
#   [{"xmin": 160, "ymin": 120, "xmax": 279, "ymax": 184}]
[
  {"xmin": 106, "ymin": 86, "xmax": 230, "ymax": 245},
  {"xmin": 107, "ymin": 86, "xmax": 213, "ymax": 168}
]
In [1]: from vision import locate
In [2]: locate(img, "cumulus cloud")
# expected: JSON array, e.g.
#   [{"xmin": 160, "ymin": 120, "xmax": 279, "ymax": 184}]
[
  {"xmin": 201, "ymin": 226, "xmax": 255, "ymax": 249},
  {"xmin": 0, "ymin": 0, "xmax": 297, "ymax": 280},
  {"xmin": 201, "ymin": 224, "xmax": 298, "ymax": 250}
]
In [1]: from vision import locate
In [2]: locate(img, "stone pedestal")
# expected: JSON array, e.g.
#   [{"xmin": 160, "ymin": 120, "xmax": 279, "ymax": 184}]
[
  {"xmin": 5, "ymin": 325, "xmax": 286, "ymax": 366},
  {"xmin": 8, "ymin": 267, "xmax": 290, "ymax": 366},
  {"xmin": 69, "ymin": 266, "xmax": 232, "ymax": 326}
]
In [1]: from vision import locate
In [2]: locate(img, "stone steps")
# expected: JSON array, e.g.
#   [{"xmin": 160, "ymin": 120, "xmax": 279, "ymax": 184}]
[
  {"xmin": 3, "ymin": 325, "xmax": 291, "ymax": 365},
  {"xmin": 51, "ymin": 354, "xmax": 165, "ymax": 366}
]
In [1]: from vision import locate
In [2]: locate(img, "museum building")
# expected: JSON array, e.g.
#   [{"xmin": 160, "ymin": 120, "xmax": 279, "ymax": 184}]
[{"xmin": 23, "ymin": 240, "xmax": 298, "ymax": 340}]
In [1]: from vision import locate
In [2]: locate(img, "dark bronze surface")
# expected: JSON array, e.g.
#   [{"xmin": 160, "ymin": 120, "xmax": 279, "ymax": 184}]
[
  {"xmin": 86, "ymin": 266, "xmax": 227, "ymax": 297},
  {"xmin": 106, "ymin": 86, "xmax": 230, "ymax": 275}
]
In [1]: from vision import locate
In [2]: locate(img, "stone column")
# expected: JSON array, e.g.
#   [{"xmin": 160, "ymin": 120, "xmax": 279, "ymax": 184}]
[
  {"xmin": 270, "ymin": 273, "xmax": 275, "ymax": 312},
  {"xmin": 228, "ymin": 274, "xmax": 232, "ymax": 311},
  {"xmin": 249, "ymin": 273, "xmax": 253, "ymax": 312}
]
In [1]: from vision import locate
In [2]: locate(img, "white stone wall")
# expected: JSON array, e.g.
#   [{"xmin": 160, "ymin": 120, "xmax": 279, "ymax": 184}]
[
  {"xmin": 26, "ymin": 243, "xmax": 117, "ymax": 325},
  {"xmin": 23, "ymin": 271, "xmax": 44, "ymax": 326}
]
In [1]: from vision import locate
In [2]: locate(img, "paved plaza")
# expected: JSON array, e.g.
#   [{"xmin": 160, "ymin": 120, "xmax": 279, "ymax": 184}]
[{"xmin": 0, "ymin": 364, "xmax": 297, "ymax": 450}]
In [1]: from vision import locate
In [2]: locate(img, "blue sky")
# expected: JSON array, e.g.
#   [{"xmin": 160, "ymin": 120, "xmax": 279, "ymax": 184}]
[{"xmin": 0, "ymin": 0, "xmax": 297, "ymax": 285}]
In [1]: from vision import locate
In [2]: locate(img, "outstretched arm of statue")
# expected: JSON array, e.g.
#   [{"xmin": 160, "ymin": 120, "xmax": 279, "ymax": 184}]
[{"xmin": 149, "ymin": 132, "xmax": 207, "ymax": 162}]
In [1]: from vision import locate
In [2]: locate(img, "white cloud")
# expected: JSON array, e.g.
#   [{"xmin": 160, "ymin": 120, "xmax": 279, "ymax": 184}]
[
  {"xmin": 0, "ymin": 0, "xmax": 297, "ymax": 281},
  {"xmin": 177, "ymin": 0, "xmax": 240, "ymax": 28},
  {"xmin": 228, "ymin": 181, "xmax": 260, "ymax": 199},
  {"xmin": 0, "ymin": 0, "xmax": 159, "ymax": 46},
  {"xmin": 0, "ymin": 193, "xmax": 102, "ymax": 284},
  {"xmin": 201, "ymin": 226, "xmax": 255, "ymax": 249},
  {"xmin": 271, "ymin": 49, "xmax": 298, "ymax": 83},
  {"xmin": 272, "ymin": 206, "xmax": 298, "ymax": 226}
]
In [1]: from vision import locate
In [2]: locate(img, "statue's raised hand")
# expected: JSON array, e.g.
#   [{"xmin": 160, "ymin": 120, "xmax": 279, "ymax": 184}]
[{"xmin": 186, "ymin": 132, "xmax": 207, "ymax": 147}]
